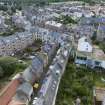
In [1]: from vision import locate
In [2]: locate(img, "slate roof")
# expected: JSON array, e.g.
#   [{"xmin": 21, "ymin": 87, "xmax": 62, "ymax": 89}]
[
  {"xmin": 98, "ymin": 25, "xmax": 105, "ymax": 32},
  {"xmin": 94, "ymin": 17, "xmax": 105, "ymax": 23},
  {"xmin": 80, "ymin": 17, "xmax": 105, "ymax": 25},
  {"xmin": 16, "ymin": 82, "xmax": 33, "ymax": 98},
  {"xmin": 31, "ymin": 55, "xmax": 44, "ymax": 73},
  {"xmin": 42, "ymin": 43, "xmax": 53, "ymax": 54}
]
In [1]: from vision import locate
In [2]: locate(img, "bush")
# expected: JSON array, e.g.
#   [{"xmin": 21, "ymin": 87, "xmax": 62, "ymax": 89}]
[
  {"xmin": 99, "ymin": 42, "xmax": 105, "ymax": 53},
  {"xmin": 72, "ymin": 82, "xmax": 89, "ymax": 97}
]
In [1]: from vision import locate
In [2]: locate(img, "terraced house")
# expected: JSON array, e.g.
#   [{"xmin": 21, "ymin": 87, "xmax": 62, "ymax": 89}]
[{"xmin": 0, "ymin": 32, "xmax": 34, "ymax": 56}]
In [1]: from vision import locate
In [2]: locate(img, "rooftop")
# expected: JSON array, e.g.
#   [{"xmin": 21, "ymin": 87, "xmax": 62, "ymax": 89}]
[
  {"xmin": 95, "ymin": 87, "xmax": 105, "ymax": 102},
  {"xmin": 92, "ymin": 45, "xmax": 105, "ymax": 60},
  {"xmin": 77, "ymin": 45, "xmax": 105, "ymax": 61},
  {"xmin": 45, "ymin": 21, "xmax": 62, "ymax": 28}
]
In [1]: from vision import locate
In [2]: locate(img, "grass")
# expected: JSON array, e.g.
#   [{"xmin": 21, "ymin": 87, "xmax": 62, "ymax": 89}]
[{"xmin": 56, "ymin": 61, "xmax": 105, "ymax": 105}]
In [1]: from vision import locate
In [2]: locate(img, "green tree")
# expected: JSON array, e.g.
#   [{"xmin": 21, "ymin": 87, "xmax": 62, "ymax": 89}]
[{"xmin": 0, "ymin": 66, "xmax": 4, "ymax": 78}]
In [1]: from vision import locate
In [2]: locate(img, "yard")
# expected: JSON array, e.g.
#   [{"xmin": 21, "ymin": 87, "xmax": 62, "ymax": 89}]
[{"xmin": 56, "ymin": 61, "xmax": 105, "ymax": 105}]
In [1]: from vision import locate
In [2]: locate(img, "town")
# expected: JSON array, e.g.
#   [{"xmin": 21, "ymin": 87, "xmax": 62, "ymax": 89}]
[{"xmin": 0, "ymin": 0, "xmax": 105, "ymax": 105}]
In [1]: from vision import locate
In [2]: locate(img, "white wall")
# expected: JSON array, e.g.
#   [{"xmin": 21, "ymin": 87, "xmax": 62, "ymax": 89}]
[{"xmin": 77, "ymin": 36, "xmax": 93, "ymax": 52}]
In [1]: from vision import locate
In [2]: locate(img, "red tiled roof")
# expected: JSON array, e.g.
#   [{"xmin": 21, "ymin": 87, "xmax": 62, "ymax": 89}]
[
  {"xmin": 0, "ymin": 79, "xmax": 20, "ymax": 105},
  {"xmin": 8, "ymin": 100, "xmax": 25, "ymax": 105}
]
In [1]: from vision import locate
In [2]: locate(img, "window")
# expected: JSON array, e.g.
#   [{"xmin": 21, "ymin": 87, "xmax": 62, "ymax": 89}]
[
  {"xmin": 85, "ymin": 39, "xmax": 88, "ymax": 42},
  {"xmin": 86, "ymin": 48, "xmax": 88, "ymax": 51},
  {"xmin": 95, "ymin": 61, "xmax": 101, "ymax": 66}
]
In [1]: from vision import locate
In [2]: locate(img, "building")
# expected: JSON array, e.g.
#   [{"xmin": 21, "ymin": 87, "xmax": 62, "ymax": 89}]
[
  {"xmin": 0, "ymin": 32, "xmax": 34, "ymax": 56},
  {"xmin": 45, "ymin": 21, "xmax": 63, "ymax": 31},
  {"xmin": 77, "ymin": 36, "xmax": 92, "ymax": 53},
  {"xmin": 8, "ymin": 82, "xmax": 33, "ymax": 105},
  {"xmin": 97, "ymin": 25, "xmax": 105, "ymax": 41},
  {"xmin": 12, "ymin": 14, "xmax": 31, "ymax": 31},
  {"xmin": 93, "ymin": 87, "xmax": 105, "ymax": 105},
  {"xmin": 23, "ymin": 55, "xmax": 44, "ymax": 84},
  {"xmin": 0, "ymin": 15, "xmax": 8, "ymax": 33},
  {"xmin": 41, "ymin": 42, "xmax": 58, "ymax": 61},
  {"xmin": 75, "ymin": 36, "xmax": 105, "ymax": 69},
  {"xmin": 0, "ymin": 79, "xmax": 21, "ymax": 105}
]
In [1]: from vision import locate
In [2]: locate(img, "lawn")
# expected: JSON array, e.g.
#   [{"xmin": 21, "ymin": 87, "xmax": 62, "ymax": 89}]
[{"xmin": 56, "ymin": 61, "xmax": 105, "ymax": 105}]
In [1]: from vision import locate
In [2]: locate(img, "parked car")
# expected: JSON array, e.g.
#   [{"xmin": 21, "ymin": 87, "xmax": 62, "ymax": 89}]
[{"xmin": 32, "ymin": 97, "xmax": 38, "ymax": 105}]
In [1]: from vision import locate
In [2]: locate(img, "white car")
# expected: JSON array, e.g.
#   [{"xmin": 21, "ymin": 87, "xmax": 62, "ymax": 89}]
[
  {"xmin": 32, "ymin": 97, "xmax": 38, "ymax": 105},
  {"xmin": 52, "ymin": 84, "xmax": 56, "ymax": 90},
  {"xmin": 55, "ymin": 70, "xmax": 60, "ymax": 76},
  {"xmin": 53, "ymin": 80, "xmax": 57, "ymax": 85}
]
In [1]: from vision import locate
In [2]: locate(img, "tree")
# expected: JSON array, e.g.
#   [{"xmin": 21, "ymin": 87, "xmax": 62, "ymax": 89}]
[
  {"xmin": 91, "ymin": 31, "xmax": 97, "ymax": 42},
  {"xmin": 11, "ymin": 6, "xmax": 16, "ymax": 13},
  {"xmin": 0, "ymin": 66, "xmax": 4, "ymax": 78}
]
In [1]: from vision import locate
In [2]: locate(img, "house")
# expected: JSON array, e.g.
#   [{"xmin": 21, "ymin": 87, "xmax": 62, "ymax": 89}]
[
  {"xmin": 0, "ymin": 39, "xmax": 7, "ymax": 56},
  {"xmin": 8, "ymin": 82, "xmax": 33, "ymax": 105},
  {"xmin": 41, "ymin": 42, "xmax": 58, "ymax": 61},
  {"xmin": 77, "ymin": 36, "xmax": 92, "ymax": 53},
  {"xmin": 75, "ymin": 37, "xmax": 92, "ymax": 65},
  {"xmin": 0, "ymin": 32, "xmax": 34, "ymax": 56},
  {"xmin": 0, "ymin": 16, "xmax": 8, "ymax": 33},
  {"xmin": 45, "ymin": 21, "xmax": 63, "ymax": 31},
  {"xmin": 35, "ymin": 52, "xmax": 48, "ymax": 68},
  {"xmin": 0, "ymin": 79, "xmax": 21, "ymax": 105},
  {"xmin": 93, "ymin": 87, "xmax": 105, "ymax": 105},
  {"xmin": 73, "ymin": 25, "xmax": 94, "ymax": 41},
  {"xmin": 23, "ymin": 55, "xmax": 44, "ymax": 84},
  {"xmin": 12, "ymin": 14, "xmax": 31, "ymax": 31},
  {"xmin": 97, "ymin": 25, "xmax": 105, "ymax": 41},
  {"xmin": 75, "ymin": 36, "xmax": 105, "ymax": 69},
  {"xmin": 79, "ymin": 17, "xmax": 94, "ymax": 25},
  {"xmin": 87, "ymin": 46, "xmax": 105, "ymax": 69}
]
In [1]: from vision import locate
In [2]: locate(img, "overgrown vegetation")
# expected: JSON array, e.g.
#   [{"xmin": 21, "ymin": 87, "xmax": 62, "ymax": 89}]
[
  {"xmin": 0, "ymin": 56, "xmax": 29, "ymax": 91},
  {"xmin": 0, "ymin": 57, "xmax": 28, "ymax": 78},
  {"xmin": 55, "ymin": 15, "xmax": 78, "ymax": 25},
  {"xmin": 56, "ymin": 61, "xmax": 105, "ymax": 105},
  {"xmin": 91, "ymin": 33, "xmax": 105, "ymax": 53}
]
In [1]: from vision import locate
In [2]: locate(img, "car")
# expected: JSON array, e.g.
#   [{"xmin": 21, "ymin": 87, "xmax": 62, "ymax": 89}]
[
  {"xmin": 55, "ymin": 70, "xmax": 60, "ymax": 76},
  {"xmin": 53, "ymin": 80, "xmax": 57, "ymax": 85},
  {"xmin": 32, "ymin": 97, "xmax": 38, "ymax": 105},
  {"xmin": 34, "ymin": 97, "xmax": 38, "ymax": 100},
  {"xmin": 52, "ymin": 84, "xmax": 56, "ymax": 90}
]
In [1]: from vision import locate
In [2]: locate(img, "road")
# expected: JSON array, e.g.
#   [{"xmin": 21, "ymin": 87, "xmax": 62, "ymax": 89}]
[{"xmin": 32, "ymin": 41, "xmax": 73, "ymax": 105}]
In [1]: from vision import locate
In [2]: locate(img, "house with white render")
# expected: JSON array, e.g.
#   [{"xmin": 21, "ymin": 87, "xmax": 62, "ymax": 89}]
[{"xmin": 75, "ymin": 36, "xmax": 105, "ymax": 69}]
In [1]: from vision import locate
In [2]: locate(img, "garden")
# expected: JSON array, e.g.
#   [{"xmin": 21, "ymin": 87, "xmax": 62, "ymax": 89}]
[{"xmin": 56, "ymin": 61, "xmax": 105, "ymax": 105}]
